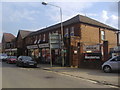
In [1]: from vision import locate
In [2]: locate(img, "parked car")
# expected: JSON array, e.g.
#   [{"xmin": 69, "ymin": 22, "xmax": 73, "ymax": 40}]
[
  {"xmin": 6, "ymin": 56, "xmax": 17, "ymax": 64},
  {"xmin": 102, "ymin": 56, "xmax": 120, "ymax": 73},
  {"xmin": 0, "ymin": 53, "xmax": 8, "ymax": 61},
  {"xmin": 16, "ymin": 56, "xmax": 37, "ymax": 67}
]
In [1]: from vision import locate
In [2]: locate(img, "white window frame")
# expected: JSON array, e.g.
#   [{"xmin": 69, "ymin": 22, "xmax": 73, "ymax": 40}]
[{"xmin": 101, "ymin": 30, "xmax": 105, "ymax": 40}]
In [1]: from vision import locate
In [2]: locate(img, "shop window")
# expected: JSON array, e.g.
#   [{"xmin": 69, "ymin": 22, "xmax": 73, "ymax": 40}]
[
  {"xmin": 101, "ymin": 30, "xmax": 105, "ymax": 40},
  {"xmin": 70, "ymin": 27, "xmax": 74, "ymax": 36}
]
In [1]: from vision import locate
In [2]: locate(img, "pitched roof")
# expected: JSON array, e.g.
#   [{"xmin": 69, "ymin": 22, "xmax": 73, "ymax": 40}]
[
  {"xmin": 18, "ymin": 30, "xmax": 32, "ymax": 39},
  {"xmin": 27, "ymin": 14, "xmax": 119, "ymax": 37},
  {"xmin": 2, "ymin": 33, "xmax": 15, "ymax": 42}
]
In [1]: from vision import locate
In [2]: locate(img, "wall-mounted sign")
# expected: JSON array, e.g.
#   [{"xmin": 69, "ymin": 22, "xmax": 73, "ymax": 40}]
[
  {"xmin": 27, "ymin": 45, "xmax": 38, "ymax": 49},
  {"xmin": 5, "ymin": 48, "xmax": 17, "ymax": 51},
  {"xmin": 83, "ymin": 45, "xmax": 100, "ymax": 52},
  {"xmin": 27, "ymin": 43, "xmax": 49, "ymax": 49},
  {"xmin": 84, "ymin": 53, "xmax": 102, "ymax": 60},
  {"xmin": 39, "ymin": 43, "xmax": 49, "ymax": 48}
]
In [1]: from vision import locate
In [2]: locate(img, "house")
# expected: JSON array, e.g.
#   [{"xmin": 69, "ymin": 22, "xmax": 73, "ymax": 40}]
[{"xmin": 16, "ymin": 30, "xmax": 32, "ymax": 56}]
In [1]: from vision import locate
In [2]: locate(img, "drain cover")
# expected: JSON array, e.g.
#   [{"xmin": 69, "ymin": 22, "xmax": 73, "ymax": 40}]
[{"xmin": 45, "ymin": 76, "xmax": 54, "ymax": 79}]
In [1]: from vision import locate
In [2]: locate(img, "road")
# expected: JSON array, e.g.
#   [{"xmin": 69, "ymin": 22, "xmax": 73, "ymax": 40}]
[{"xmin": 1, "ymin": 61, "xmax": 118, "ymax": 88}]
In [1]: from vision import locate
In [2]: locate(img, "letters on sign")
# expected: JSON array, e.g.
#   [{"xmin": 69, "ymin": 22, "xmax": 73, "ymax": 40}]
[{"xmin": 84, "ymin": 45, "xmax": 100, "ymax": 51}]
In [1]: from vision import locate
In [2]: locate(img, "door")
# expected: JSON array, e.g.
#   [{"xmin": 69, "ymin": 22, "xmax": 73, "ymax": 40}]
[{"xmin": 110, "ymin": 56, "xmax": 120, "ymax": 70}]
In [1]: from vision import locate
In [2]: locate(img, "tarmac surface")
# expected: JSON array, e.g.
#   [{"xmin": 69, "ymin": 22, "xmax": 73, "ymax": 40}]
[{"xmin": 38, "ymin": 64, "xmax": 120, "ymax": 88}]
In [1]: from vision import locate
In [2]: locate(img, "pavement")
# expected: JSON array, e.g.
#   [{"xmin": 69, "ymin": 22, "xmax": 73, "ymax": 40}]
[{"xmin": 37, "ymin": 64, "xmax": 120, "ymax": 88}]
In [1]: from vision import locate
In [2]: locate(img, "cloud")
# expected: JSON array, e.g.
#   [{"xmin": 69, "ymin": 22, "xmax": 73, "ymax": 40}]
[
  {"xmin": 9, "ymin": 9, "xmax": 40, "ymax": 22},
  {"xmin": 2, "ymin": 3, "xmax": 41, "ymax": 23},
  {"xmin": 44, "ymin": 2, "xmax": 94, "ymax": 23},
  {"xmin": 100, "ymin": 10, "xmax": 118, "ymax": 28},
  {"xmin": 101, "ymin": 10, "xmax": 109, "ymax": 23}
]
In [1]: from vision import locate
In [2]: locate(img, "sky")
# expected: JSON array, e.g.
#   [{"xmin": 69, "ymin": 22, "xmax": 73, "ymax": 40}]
[{"xmin": 0, "ymin": 0, "xmax": 119, "ymax": 42}]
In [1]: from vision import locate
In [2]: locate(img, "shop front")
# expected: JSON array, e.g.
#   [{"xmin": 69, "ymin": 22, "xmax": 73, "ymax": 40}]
[
  {"xmin": 5, "ymin": 48, "xmax": 17, "ymax": 56},
  {"xmin": 26, "ymin": 43, "xmax": 62, "ymax": 65},
  {"xmin": 27, "ymin": 43, "xmax": 51, "ymax": 64}
]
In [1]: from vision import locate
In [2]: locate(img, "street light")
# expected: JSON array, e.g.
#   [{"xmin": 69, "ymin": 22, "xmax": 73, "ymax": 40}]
[{"xmin": 42, "ymin": 2, "xmax": 65, "ymax": 67}]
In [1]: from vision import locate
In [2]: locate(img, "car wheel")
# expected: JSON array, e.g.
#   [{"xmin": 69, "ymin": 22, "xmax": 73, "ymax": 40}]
[{"xmin": 103, "ymin": 66, "xmax": 111, "ymax": 73}]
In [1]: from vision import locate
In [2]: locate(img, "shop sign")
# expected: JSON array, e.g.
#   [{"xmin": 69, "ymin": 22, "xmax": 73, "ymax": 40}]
[
  {"xmin": 83, "ymin": 45, "xmax": 100, "ymax": 52},
  {"xmin": 84, "ymin": 53, "xmax": 102, "ymax": 60},
  {"xmin": 39, "ymin": 43, "xmax": 49, "ymax": 48},
  {"xmin": 113, "ymin": 46, "xmax": 120, "ymax": 51},
  {"xmin": 85, "ymin": 56, "xmax": 100, "ymax": 59},
  {"xmin": 5, "ymin": 48, "xmax": 17, "ymax": 51},
  {"xmin": 27, "ymin": 45, "xmax": 38, "ymax": 49}
]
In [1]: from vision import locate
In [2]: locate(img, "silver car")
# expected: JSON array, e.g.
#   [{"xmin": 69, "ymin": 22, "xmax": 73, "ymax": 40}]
[{"xmin": 102, "ymin": 56, "xmax": 120, "ymax": 73}]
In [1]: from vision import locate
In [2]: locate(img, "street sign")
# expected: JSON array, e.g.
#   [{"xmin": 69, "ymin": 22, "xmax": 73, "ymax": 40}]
[{"xmin": 49, "ymin": 33, "xmax": 61, "ymax": 49}]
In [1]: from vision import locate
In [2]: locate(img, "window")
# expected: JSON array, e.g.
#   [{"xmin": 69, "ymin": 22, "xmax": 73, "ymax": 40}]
[
  {"xmin": 64, "ymin": 28, "xmax": 68, "ymax": 37},
  {"xmin": 101, "ymin": 31, "xmax": 105, "ymax": 40},
  {"xmin": 71, "ymin": 27, "xmax": 74, "ymax": 36},
  {"xmin": 34, "ymin": 36, "xmax": 37, "ymax": 44},
  {"xmin": 37, "ymin": 35, "xmax": 41, "ymax": 44},
  {"xmin": 43, "ymin": 34, "xmax": 45, "ymax": 41}
]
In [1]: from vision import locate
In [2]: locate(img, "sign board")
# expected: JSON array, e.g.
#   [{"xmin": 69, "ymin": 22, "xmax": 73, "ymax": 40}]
[
  {"xmin": 83, "ymin": 45, "xmax": 100, "ymax": 52},
  {"xmin": 49, "ymin": 33, "xmax": 61, "ymax": 49},
  {"xmin": 113, "ymin": 46, "xmax": 120, "ymax": 51},
  {"xmin": 84, "ymin": 53, "xmax": 102, "ymax": 60},
  {"xmin": 27, "ymin": 45, "xmax": 38, "ymax": 49},
  {"xmin": 39, "ymin": 43, "xmax": 49, "ymax": 48},
  {"xmin": 50, "ymin": 44, "xmax": 60, "ymax": 49},
  {"xmin": 5, "ymin": 48, "xmax": 17, "ymax": 52}
]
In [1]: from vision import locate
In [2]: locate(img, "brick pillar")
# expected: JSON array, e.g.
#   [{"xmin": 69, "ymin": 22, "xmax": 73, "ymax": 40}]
[{"xmin": 103, "ymin": 41, "xmax": 108, "ymax": 61}]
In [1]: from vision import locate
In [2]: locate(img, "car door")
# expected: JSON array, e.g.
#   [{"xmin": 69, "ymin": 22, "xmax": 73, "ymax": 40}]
[
  {"xmin": 109, "ymin": 57, "xmax": 119, "ymax": 70},
  {"xmin": 117, "ymin": 56, "xmax": 120, "ymax": 70}
]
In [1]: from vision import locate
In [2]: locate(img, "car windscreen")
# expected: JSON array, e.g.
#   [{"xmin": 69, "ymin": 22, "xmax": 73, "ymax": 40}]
[{"xmin": 22, "ymin": 56, "xmax": 33, "ymax": 61}]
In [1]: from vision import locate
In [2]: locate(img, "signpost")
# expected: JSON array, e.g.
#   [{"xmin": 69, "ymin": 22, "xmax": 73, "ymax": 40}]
[{"xmin": 49, "ymin": 33, "xmax": 61, "ymax": 67}]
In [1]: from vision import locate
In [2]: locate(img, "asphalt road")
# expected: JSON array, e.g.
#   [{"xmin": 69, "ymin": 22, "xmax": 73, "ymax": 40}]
[{"xmin": 1, "ymin": 61, "xmax": 118, "ymax": 88}]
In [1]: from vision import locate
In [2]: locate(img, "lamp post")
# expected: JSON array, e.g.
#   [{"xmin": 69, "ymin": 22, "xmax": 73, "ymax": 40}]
[{"xmin": 42, "ymin": 2, "xmax": 64, "ymax": 67}]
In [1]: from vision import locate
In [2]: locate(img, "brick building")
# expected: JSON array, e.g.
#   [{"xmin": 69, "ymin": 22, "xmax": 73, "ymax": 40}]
[
  {"xmin": 2, "ymin": 33, "xmax": 16, "ymax": 55},
  {"xmin": 1, "ymin": 14, "xmax": 119, "ymax": 68},
  {"xmin": 24, "ymin": 14, "xmax": 119, "ymax": 68},
  {"xmin": 16, "ymin": 30, "xmax": 32, "ymax": 57}
]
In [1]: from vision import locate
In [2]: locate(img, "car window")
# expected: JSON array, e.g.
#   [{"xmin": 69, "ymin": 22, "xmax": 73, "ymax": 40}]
[
  {"xmin": 117, "ymin": 56, "xmax": 120, "ymax": 61},
  {"xmin": 111, "ymin": 56, "xmax": 120, "ymax": 62}
]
